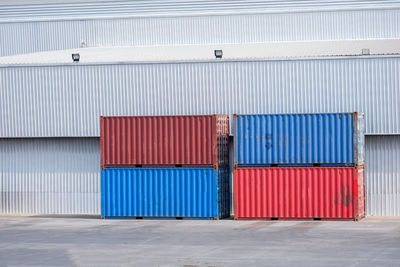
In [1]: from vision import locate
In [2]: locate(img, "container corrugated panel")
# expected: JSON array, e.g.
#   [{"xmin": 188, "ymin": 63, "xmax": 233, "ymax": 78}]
[
  {"xmin": 100, "ymin": 115, "xmax": 229, "ymax": 168},
  {"xmin": 234, "ymin": 167, "xmax": 365, "ymax": 220},
  {"xmin": 234, "ymin": 113, "xmax": 364, "ymax": 166},
  {"xmin": 101, "ymin": 167, "xmax": 230, "ymax": 219},
  {"xmin": 1, "ymin": 56, "xmax": 398, "ymax": 138},
  {"xmin": 0, "ymin": 138, "xmax": 100, "ymax": 215},
  {"xmin": 366, "ymin": 135, "xmax": 400, "ymax": 216}
]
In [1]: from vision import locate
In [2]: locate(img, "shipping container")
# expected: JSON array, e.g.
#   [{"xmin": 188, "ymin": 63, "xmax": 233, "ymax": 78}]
[
  {"xmin": 234, "ymin": 167, "xmax": 365, "ymax": 220},
  {"xmin": 100, "ymin": 115, "xmax": 229, "ymax": 168},
  {"xmin": 234, "ymin": 113, "xmax": 364, "ymax": 166},
  {"xmin": 101, "ymin": 167, "xmax": 230, "ymax": 219}
]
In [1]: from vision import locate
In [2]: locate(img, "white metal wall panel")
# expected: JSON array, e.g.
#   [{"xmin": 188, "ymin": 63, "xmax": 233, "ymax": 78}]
[
  {"xmin": 1, "ymin": 8, "xmax": 400, "ymax": 56},
  {"xmin": 0, "ymin": 138, "xmax": 100, "ymax": 214},
  {"xmin": 366, "ymin": 136, "xmax": 400, "ymax": 216},
  {"xmin": 1, "ymin": 136, "xmax": 398, "ymax": 216},
  {"xmin": 1, "ymin": 56, "xmax": 399, "ymax": 137},
  {"xmin": 1, "ymin": 0, "xmax": 400, "ymax": 20},
  {"xmin": 2, "ymin": 39, "xmax": 400, "ymax": 65}
]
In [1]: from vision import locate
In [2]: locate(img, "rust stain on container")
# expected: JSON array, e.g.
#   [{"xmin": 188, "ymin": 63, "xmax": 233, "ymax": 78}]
[
  {"xmin": 100, "ymin": 115, "xmax": 229, "ymax": 168},
  {"xmin": 234, "ymin": 167, "xmax": 365, "ymax": 220}
]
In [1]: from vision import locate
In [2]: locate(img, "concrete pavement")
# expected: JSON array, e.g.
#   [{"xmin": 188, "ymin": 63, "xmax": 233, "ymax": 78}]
[{"xmin": 0, "ymin": 216, "xmax": 399, "ymax": 266}]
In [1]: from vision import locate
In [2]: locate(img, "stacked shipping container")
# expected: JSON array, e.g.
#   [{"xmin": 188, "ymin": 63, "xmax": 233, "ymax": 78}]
[
  {"xmin": 100, "ymin": 115, "xmax": 230, "ymax": 219},
  {"xmin": 233, "ymin": 113, "xmax": 365, "ymax": 220}
]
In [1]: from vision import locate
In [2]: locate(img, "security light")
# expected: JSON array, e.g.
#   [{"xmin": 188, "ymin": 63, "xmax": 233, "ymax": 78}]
[
  {"xmin": 72, "ymin": 53, "xmax": 80, "ymax": 62},
  {"xmin": 362, "ymin": 49, "xmax": 370, "ymax": 55},
  {"xmin": 214, "ymin": 50, "xmax": 223, "ymax": 59}
]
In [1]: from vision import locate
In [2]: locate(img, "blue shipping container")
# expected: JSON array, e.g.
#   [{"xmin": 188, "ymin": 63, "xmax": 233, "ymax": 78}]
[
  {"xmin": 101, "ymin": 167, "xmax": 230, "ymax": 219},
  {"xmin": 234, "ymin": 113, "xmax": 364, "ymax": 166}
]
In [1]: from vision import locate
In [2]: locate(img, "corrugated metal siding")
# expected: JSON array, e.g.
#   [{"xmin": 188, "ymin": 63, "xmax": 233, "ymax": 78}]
[
  {"xmin": 1, "ymin": 0, "xmax": 400, "ymax": 21},
  {"xmin": 101, "ymin": 167, "xmax": 230, "ymax": 219},
  {"xmin": 1, "ymin": 56, "xmax": 399, "ymax": 137},
  {"xmin": 356, "ymin": 114, "xmax": 365, "ymax": 167},
  {"xmin": 0, "ymin": 135, "xmax": 398, "ymax": 216},
  {"xmin": 100, "ymin": 115, "xmax": 229, "ymax": 168},
  {"xmin": 0, "ymin": 138, "xmax": 100, "ymax": 214},
  {"xmin": 234, "ymin": 113, "xmax": 363, "ymax": 166},
  {"xmin": 366, "ymin": 136, "xmax": 400, "ymax": 216},
  {"xmin": 1, "ymin": 8, "xmax": 400, "ymax": 56},
  {"xmin": 234, "ymin": 167, "xmax": 364, "ymax": 220}
]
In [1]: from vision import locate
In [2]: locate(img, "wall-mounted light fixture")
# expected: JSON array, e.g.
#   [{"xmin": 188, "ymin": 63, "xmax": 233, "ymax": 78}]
[
  {"xmin": 214, "ymin": 50, "xmax": 223, "ymax": 59},
  {"xmin": 361, "ymin": 49, "xmax": 370, "ymax": 55},
  {"xmin": 72, "ymin": 53, "xmax": 80, "ymax": 62}
]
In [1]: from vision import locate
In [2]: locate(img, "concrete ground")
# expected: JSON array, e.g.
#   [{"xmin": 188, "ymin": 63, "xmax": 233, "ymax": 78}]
[{"xmin": 0, "ymin": 217, "xmax": 399, "ymax": 267}]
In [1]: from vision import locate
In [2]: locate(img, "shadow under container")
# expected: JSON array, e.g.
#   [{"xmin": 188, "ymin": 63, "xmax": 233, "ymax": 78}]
[
  {"xmin": 101, "ymin": 167, "xmax": 230, "ymax": 219},
  {"xmin": 234, "ymin": 167, "xmax": 365, "ymax": 221}
]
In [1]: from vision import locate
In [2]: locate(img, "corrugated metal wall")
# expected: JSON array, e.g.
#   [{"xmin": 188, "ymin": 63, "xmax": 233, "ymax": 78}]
[
  {"xmin": 2, "ymin": 0, "xmax": 400, "ymax": 20},
  {"xmin": 0, "ymin": 136, "xmax": 399, "ymax": 215},
  {"xmin": 0, "ymin": 138, "xmax": 100, "ymax": 214},
  {"xmin": 365, "ymin": 136, "xmax": 400, "ymax": 216},
  {"xmin": 1, "ymin": 8, "xmax": 399, "ymax": 56},
  {"xmin": 1, "ymin": 56, "xmax": 399, "ymax": 137},
  {"xmin": 0, "ymin": 1, "xmax": 398, "ymax": 217}
]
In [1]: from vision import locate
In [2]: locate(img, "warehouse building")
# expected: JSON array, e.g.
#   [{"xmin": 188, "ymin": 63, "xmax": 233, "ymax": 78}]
[{"xmin": 0, "ymin": 0, "xmax": 399, "ymax": 216}]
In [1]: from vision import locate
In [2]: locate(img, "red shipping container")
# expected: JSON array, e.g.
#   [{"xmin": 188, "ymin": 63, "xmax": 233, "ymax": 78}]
[
  {"xmin": 100, "ymin": 115, "xmax": 229, "ymax": 168},
  {"xmin": 234, "ymin": 167, "xmax": 365, "ymax": 220}
]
